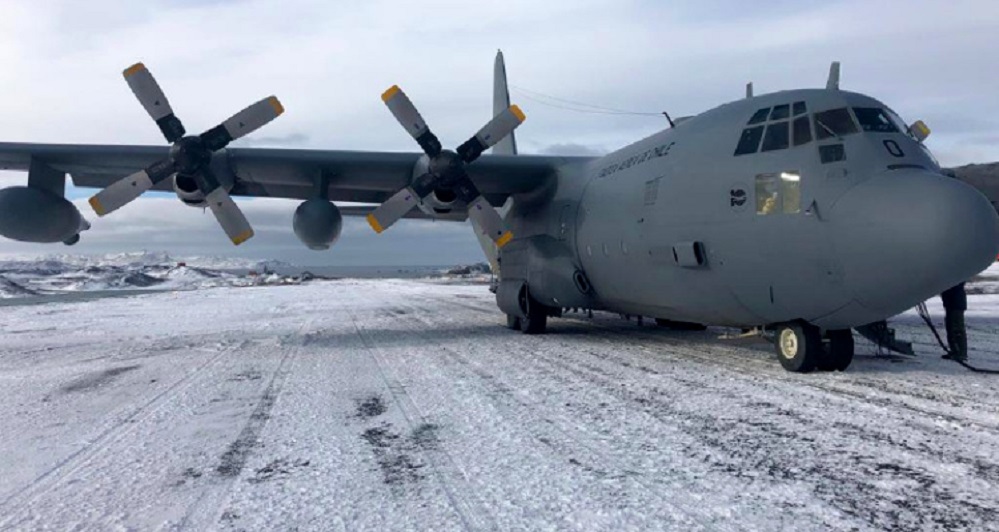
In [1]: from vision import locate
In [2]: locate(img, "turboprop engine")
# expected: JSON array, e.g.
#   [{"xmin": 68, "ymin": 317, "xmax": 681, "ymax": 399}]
[
  {"xmin": 0, "ymin": 186, "xmax": 89, "ymax": 245},
  {"xmin": 173, "ymin": 173, "xmax": 208, "ymax": 208},
  {"xmin": 293, "ymin": 198, "xmax": 342, "ymax": 250}
]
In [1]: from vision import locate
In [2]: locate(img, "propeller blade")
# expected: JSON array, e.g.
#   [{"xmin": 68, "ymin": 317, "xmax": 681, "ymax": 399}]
[
  {"xmin": 456, "ymin": 105, "xmax": 526, "ymax": 164},
  {"xmin": 202, "ymin": 96, "xmax": 285, "ymax": 151},
  {"xmin": 381, "ymin": 85, "xmax": 442, "ymax": 158},
  {"xmin": 88, "ymin": 158, "xmax": 175, "ymax": 216},
  {"xmin": 197, "ymin": 167, "xmax": 254, "ymax": 245},
  {"xmin": 123, "ymin": 62, "xmax": 186, "ymax": 143},
  {"xmin": 451, "ymin": 175, "xmax": 513, "ymax": 247},
  {"xmin": 466, "ymin": 195, "xmax": 514, "ymax": 248},
  {"xmin": 366, "ymin": 186, "xmax": 420, "ymax": 234}
]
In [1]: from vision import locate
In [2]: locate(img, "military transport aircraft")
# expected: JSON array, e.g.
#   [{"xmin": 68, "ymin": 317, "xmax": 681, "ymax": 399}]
[{"xmin": 0, "ymin": 52, "xmax": 997, "ymax": 374}]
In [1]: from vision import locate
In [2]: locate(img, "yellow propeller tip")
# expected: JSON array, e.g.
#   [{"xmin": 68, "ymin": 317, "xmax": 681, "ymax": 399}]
[
  {"xmin": 123, "ymin": 62, "xmax": 146, "ymax": 78},
  {"xmin": 496, "ymin": 231, "xmax": 514, "ymax": 248},
  {"xmin": 268, "ymin": 96, "xmax": 284, "ymax": 116},
  {"xmin": 231, "ymin": 229, "xmax": 254, "ymax": 246},
  {"xmin": 88, "ymin": 196, "xmax": 106, "ymax": 216},
  {"xmin": 366, "ymin": 213, "xmax": 385, "ymax": 234},
  {"xmin": 510, "ymin": 105, "xmax": 526, "ymax": 122},
  {"xmin": 381, "ymin": 85, "xmax": 401, "ymax": 103}
]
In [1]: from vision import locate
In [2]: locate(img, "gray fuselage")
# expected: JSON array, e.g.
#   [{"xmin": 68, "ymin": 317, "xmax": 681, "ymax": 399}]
[{"xmin": 500, "ymin": 88, "xmax": 999, "ymax": 330}]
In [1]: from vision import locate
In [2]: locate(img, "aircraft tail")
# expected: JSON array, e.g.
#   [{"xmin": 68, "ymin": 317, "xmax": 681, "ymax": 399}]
[
  {"xmin": 492, "ymin": 50, "xmax": 518, "ymax": 156},
  {"xmin": 473, "ymin": 50, "xmax": 517, "ymax": 275}
]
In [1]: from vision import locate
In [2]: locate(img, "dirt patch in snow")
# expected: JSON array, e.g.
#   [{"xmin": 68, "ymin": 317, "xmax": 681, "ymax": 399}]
[{"xmin": 60, "ymin": 365, "xmax": 140, "ymax": 394}]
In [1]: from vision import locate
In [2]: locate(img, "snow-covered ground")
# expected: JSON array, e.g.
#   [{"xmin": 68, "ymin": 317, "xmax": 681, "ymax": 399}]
[
  {"xmin": 0, "ymin": 252, "xmax": 308, "ymax": 297},
  {"xmin": 1, "ymin": 277, "xmax": 999, "ymax": 531}
]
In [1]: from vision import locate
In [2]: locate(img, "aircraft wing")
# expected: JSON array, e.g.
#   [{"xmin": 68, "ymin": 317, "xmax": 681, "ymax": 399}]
[{"xmin": 0, "ymin": 142, "xmax": 589, "ymax": 215}]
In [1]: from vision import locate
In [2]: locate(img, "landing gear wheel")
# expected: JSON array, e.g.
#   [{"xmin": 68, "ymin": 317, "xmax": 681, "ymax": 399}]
[
  {"xmin": 824, "ymin": 329, "xmax": 855, "ymax": 372},
  {"xmin": 506, "ymin": 314, "xmax": 522, "ymax": 330},
  {"xmin": 519, "ymin": 288, "xmax": 548, "ymax": 335},
  {"xmin": 774, "ymin": 322, "xmax": 822, "ymax": 373}
]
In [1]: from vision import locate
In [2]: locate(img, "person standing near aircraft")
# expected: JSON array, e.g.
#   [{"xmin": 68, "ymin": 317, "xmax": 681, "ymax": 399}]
[{"xmin": 941, "ymin": 283, "xmax": 968, "ymax": 361}]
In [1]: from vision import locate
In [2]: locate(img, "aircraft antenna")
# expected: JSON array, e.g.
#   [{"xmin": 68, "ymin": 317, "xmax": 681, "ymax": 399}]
[
  {"xmin": 662, "ymin": 111, "xmax": 675, "ymax": 128},
  {"xmin": 826, "ymin": 62, "xmax": 841, "ymax": 90}
]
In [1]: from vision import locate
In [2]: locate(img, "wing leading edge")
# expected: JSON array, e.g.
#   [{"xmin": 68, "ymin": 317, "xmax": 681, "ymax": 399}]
[{"xmin": 0, "ymin": 142, "xmax": 587, "ymax": 214}]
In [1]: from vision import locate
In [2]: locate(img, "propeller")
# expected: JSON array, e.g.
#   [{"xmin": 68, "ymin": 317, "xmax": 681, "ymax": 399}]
[
  {"xmin": 367, "ymin": 85, "xmax": 524, "ymax": 248},
  {"xmin": 88, "ymin": 62, "xmax": 284, "ymax": 245}
]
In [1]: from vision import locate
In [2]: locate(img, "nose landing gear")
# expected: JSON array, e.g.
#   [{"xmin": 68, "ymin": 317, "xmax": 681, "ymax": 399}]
[{"xmin": 773, "ymin": 321, "xmax": 855, "ymax": 373}]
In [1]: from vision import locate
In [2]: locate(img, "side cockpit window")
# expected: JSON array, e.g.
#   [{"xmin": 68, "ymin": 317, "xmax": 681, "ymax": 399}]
[
  {"xmin": 814, "ymin": 108, "xmax": 858, "ymax": 140},
  {"xmin": 853, "ymin": 107, "xmax": 899, "ymax": 133},
  {"xmin": 736, "ymin": 101, "xmax": 810, "ymax": 156},
  {"xmin": 735, "ymin": 126, "xmax": 765, "ymax": 155}
]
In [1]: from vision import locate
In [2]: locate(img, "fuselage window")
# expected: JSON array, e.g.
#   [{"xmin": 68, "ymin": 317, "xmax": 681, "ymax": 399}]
[
  {"xmin": 852, "ymin": 107, "xmax": 899, "ymax": 133},
  {"xmin": 770, "ymin": 104, "xmax": 790, "ymax": 121},
  {"xmin": 734, "ymin": 126, "xmax": 765, "ymax": 156},
  {"xmin": 761, "ymin": 122, "xmax": 790, "ymax": 152},
  {"xmin": 814, "ymin": 108, "xmax": 859, "ymax": 140},
  {"xmin": 755, "ymin": 172, "xmax": 801, "ymax": 215},
  {"xmin": 792, "ymin": 101, "xmax": 807, "ymax": 116},
  {"xmin": 792, "ymin": 116, "xmax": 812, "ymax": 146},
  {"xmin": 748, "ymin": 108, "xmax": 770, "ymax": 125}
]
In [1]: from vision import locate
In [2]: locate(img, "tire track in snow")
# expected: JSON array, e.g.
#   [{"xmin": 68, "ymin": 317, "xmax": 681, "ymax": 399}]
[
  {"xmin": 348, "ymin": 307, "xmax": 498, "ymax": 532},
  {"xmin": 391, "ymin": 300, "xmax": 743, "ymax": 531},
  {"xmin": 178, "ymin": 320, "xmax": 313, "ymax": 530},
  {"xmin": 0, "ymin": 337, "xmax": 248, "ymax": 529},
  {"xmin": 411, "ymin": 292, "xmax": 999, "ymax": 530}
]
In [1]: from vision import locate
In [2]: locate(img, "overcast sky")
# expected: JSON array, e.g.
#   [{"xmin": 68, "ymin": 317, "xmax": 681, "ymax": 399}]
[{"xmin": 0, "ymin": 0, "xmax": 997, "ymax": 265}]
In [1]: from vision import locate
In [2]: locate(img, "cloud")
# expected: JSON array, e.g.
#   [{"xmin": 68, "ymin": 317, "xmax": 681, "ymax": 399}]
[{"xmin": 0, "ymin": 0, "xmax": 997, "ymax": 263}]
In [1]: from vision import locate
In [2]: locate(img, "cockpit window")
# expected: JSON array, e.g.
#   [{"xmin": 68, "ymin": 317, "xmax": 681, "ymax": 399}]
[
  {"xmin": 769, "ymin": 104, "xmax": 790, "ymax": 121},
  {"xmin": 761, "ymin": 122, "xmax": 790, "ymax": 152},
  {"xmin": 792, "ymin": 116, "xmax": 812, "ymax": 146},
  {"xmin": 853, "ymin": 107, "xmax": 899, "ymax": 133},
  {"xmin": 814, "ymin": 108, "xmax": 858, "ymax": 140},
  {"xmin": 734, "ymin": 126, "xmax": 765, "ymax": 156},
  {"xmin": 792, "ymin": 101, "xmax": 807, "ymax": 116},
  {"xmin": 747, "ymin": 108, "xmax": 770, "ymax": 125}
]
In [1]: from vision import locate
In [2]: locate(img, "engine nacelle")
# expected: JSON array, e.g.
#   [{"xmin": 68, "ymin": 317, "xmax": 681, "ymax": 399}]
[
  {"xmin": 410, "ymin": 155, "xmax": 459, "ymax": 215},
  {"xmin": 173, "ymin": 174, "xmax": 207, "ymax": 208},
  {"xmin": 419, "ymin": 188, "xmax": 459, "ymax": 215},
  {"xmin": 0, "ymin": 186, "xmax": 87, "ymax": 244},
  {"xmin": 293, "ymin": 198, "xmax": 342, "ymax": 250}
]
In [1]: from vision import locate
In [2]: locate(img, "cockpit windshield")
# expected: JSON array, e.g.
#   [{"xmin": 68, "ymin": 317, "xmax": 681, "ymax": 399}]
[
  {"xmin": 853, "ymin": 107, "xmax": 899, "ymax": 133},
  {"xmin": 813, "ymin": 108, "xmax": 858, "ymax": 140}
]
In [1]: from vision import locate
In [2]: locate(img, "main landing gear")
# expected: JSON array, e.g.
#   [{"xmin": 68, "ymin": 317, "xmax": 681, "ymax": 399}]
[
  {"xmin": 773, "ymin": 321, "xmax": 854, "ymax": 373},
  {"xmin": 505, "ymin": 289, "xmax": 552, "ymax": 335}
]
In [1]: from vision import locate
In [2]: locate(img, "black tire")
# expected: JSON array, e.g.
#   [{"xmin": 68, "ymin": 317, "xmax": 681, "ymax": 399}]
[
  {"xmin": 506, "ymin": 314, "xmax": 522, "ymax": 330},
  {"xmin": 519, "ymin": 290, "xmax": 548, "ymax": 335},
  {"xmin": 774, "ymin": 322, "xmax": 821, "ymax": 373},
  {"xmin": 826, "ymin": 329, "xmax": 855, "ymax": 371}
]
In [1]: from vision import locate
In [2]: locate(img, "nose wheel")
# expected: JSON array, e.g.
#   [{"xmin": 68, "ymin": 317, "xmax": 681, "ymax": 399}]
[
  {"xmin": 774, "ymin": 321, "xmax": 822, "ymax": 373},
  {"xmin": 818, "ymin": 329, "xmax": 854, "ymax": 371},
  {"xmin": 773, "ymin": 322, "xmax": 855, "ymax": 373}
]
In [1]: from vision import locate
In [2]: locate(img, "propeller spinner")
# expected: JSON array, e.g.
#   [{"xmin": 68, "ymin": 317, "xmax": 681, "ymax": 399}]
[
  {"xmin": 367, "ymin": 85, "xmax": 524, "ymax": 248},
  {"xmin": 88, "ymin": 62, "xmax": 284, "ymax": 245}
]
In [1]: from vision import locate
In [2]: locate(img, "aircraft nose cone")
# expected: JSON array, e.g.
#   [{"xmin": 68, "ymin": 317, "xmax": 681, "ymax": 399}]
[{"xmin": 831, "ymin": 170, "xmax": 999, "ymax": 316}]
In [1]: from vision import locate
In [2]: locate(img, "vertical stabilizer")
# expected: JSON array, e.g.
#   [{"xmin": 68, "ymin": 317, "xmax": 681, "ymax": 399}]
[
  {"xmin": 473, "ymin": 50, "xmax": 517, "ymax": 275},
  {"xmin": 492, "ymin": 50, "xmax": 518, "ymax": 155}
]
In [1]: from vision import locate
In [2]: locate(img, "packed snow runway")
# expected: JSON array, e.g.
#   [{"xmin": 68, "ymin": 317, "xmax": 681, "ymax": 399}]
[{"xmin": 2, "ymin": 279, "xmax": 999, "ymax": 531}]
